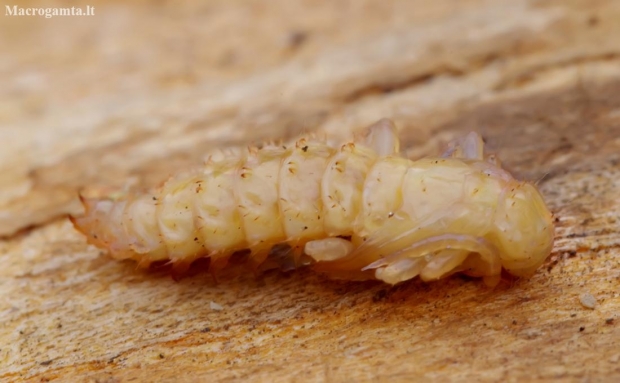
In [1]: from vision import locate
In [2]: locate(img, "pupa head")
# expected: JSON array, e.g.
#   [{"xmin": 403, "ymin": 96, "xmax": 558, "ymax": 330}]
[{"xmin": 493, "ymin": 182, "xmax": 555, "ymax": 276}]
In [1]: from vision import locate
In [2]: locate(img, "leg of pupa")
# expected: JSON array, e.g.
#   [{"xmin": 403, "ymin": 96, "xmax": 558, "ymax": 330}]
[
  {"xmin": 356, "ymin": 118, "xmax": 401, "ymax": 156},
  {"xmin": 442, "ymin": 131, "xmax": 503, "ymax": 167},
  {"xmin": 369, "ymin": 248, "xmax": 474, "ymax": 285},
  {"xmin": 305, "ymin": 237, "xmax": 355, "ymax": 262},
  {"xmin": 373, "ymin": 257, "xmax": 427, "ymax": 285},
  {"xmin": 420, "ymin": 249, "xmax": 470, "ymax": 281},
  {"xmin": 360, "ymin": 232, "xmax": 502, "ymax": 286},
  {"xmin": 441, "ymin": 131, "xmax": 485, "ymax": 160}
]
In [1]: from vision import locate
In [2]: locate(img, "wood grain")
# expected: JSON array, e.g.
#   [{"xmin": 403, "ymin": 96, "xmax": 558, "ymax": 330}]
[{"xmin": 1, "ymin": 0, "xmax": 619, "ymax": 381}]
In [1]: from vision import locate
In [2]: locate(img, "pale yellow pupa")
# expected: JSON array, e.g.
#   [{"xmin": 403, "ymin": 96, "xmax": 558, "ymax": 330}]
[{"xmin": 71, "ymin": 119, "xmax": 555, "ymax": 286}]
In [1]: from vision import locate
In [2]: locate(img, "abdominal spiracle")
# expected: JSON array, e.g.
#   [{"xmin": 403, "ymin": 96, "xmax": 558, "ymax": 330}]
[{"xmin": 71, "ymin": 119, "xmax": 555, "ymax": 286}]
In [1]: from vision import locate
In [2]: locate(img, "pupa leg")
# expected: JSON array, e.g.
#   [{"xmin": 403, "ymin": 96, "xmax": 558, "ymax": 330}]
[
  {"xmin": 419, "ymin": 249, "xmax": 470, "ymax": 281},
  {"xmin": 442, "ymin": 132, "xmax": 503, "ymax": 168},
  {"xmin": 305, "ymin": 237, "xmax": 355, "ymax": 262},
  {"xmin": 361, "ymin": 233, "xmax": 501, "ymax": 285},
  {"xmin": 369, "ymin": 248, "xmax": 471, "ymax": 285},
  {"xmin": 372, "ymin": 249, "xmax": 500, "ymax": 286},
  {"xmin": 356, "ymin": 118, "xmax": 400, "ymax": 156},
  {"xmin": 442, "ymin": 131, "xmax": 485, "ymax": 160},
  {"xmin": 374, "ymin": 257, "xmax": 427, "ymax": 285}
]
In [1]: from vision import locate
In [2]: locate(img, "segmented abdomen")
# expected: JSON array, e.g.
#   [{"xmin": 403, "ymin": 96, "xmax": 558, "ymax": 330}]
[{"xmin": 74, "ymin": 139, "xmax": 371, "ymax": 265}]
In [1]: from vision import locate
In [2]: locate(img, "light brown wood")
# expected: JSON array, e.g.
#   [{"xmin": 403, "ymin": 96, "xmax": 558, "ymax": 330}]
[{"xmin": 1, "ymin": 0, "xmax": 619, "ymax": 381}]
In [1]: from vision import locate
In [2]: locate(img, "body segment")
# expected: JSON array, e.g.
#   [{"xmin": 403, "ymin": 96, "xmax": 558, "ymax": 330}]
[{"xmin": 71, "ymin": 119, "xmax": 555, "ymax": 285}]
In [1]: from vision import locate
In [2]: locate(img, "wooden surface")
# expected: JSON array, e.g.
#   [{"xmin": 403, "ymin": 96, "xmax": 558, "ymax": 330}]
[{"xmin": 1, "ymin": 0, "xmax": 619, "ymax": 381}]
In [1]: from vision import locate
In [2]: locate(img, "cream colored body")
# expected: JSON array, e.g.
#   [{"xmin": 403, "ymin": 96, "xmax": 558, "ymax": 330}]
[{"xmin": 72, "ymin": 120, "xmax": 555, "ymax": 285}]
